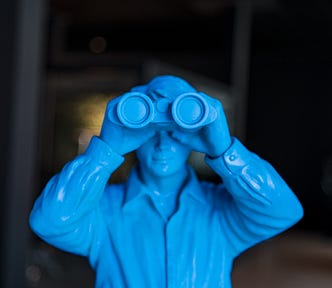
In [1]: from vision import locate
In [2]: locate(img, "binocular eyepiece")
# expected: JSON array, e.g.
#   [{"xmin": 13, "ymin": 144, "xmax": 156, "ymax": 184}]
[{"xmin": 108, "ymin": 92, "xmax": 217, "ymax": 130}]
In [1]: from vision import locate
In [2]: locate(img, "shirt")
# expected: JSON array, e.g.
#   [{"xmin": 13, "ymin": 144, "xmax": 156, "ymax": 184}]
[{"xmin": 29, "ymin": 136, "xmax": 303, "ymax": 288}]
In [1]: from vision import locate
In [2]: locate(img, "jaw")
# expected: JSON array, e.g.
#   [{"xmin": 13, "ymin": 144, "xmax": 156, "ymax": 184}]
[{"xmin": 138, "ymin": 160, "xmax": 187, "ymax": 180}]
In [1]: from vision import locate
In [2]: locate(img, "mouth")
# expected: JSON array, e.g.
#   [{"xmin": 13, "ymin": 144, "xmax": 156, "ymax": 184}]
[{"xmin": 152, "ymin": 153, "xmax": 173, "ymax": 163}]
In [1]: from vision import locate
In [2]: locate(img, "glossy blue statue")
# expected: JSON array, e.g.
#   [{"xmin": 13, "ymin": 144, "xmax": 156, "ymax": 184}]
[{"xmin": 29, "ymin": 75, "xmax": 303, "ymax": 287}]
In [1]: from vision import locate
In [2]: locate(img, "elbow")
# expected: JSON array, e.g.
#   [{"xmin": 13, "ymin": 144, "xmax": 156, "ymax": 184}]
[
  {"xmin": 290, "ymin": 198, "xmax": 304, "ymax": 225},
  {"xmin": 270, "ymin": 193, "xmax": 304, "ymax": 232},
  {"xmin": 29, "ymin": 208, "xmax": 45, "ymax": 238},
  {"xmin": 29, "ymin": 204, "xmax": 59, "ymax": 239},
  {"xmin": 280, "ymin": 196, "xmax": 304, "ymax": 229}
]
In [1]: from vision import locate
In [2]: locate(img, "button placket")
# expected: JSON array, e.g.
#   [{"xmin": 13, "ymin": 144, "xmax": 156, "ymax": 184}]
[{"xmin": 165, "ymin": 216, "xmax": 179, "ymax": 288}]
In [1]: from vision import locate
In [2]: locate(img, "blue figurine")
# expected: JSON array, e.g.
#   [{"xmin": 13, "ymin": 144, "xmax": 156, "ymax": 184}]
[{"xmin": 29, "ymin": 75, "xmax": 303, "ymax": 287}]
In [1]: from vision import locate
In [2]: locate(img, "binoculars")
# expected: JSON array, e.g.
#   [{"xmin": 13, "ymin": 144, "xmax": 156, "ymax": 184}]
[{"xmin": 107, "ymin": 92, "xmax": 217, "ymax": 130}]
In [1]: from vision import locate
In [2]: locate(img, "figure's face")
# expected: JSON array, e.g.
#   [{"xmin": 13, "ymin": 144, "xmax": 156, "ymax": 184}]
[{"xmin": 136, "ymin": 131, "xmax": 190, "ymax": 178}]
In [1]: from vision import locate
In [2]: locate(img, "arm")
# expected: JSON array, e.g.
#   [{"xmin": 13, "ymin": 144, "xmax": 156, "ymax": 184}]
[
  {"xmin": 172, "ymin": 95, "xmax": 303, "ymax": 255},
  {"xmin": 29, "ymin": 136, "xmax": 124, "ymax": 256},
  {"xmin": 205, "ymin": 137, "xmax": 303, "ymax": 255},
  {"xmin": 29, "ymin": 98, "xmax": 155, "ymax": 256}
]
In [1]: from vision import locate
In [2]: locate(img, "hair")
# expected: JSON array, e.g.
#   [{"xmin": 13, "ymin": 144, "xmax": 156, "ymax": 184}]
[{"xmin": 130, "ymin": 75, "xmax": 197, "ymax": 102}]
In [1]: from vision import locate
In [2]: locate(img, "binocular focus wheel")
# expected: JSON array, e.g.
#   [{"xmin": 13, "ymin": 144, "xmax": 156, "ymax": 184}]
[
  {"xmin": 172, "ymin": 93, "xmax": 209, "ymax": 129},
  {"xmin": 117, "ymin": 93, "xmax": 154, "ymax": 128}
]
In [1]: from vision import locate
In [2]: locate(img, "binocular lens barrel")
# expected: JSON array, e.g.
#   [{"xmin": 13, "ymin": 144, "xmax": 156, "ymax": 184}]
[
  {"xmin": 117, "ymin": 93, "xmax": 153, "ymax": 128},
  {"xmin": 116, "ymin": 92, "xmax": 209, "ymax": 129},
  {"xmin": 172, "ymin": 93, "xmax": 208, "ymax": 129}
]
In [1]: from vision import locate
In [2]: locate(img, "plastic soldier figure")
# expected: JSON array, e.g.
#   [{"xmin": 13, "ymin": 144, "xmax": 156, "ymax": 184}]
[{"xmin": 29, "ymin": 75, "xmax": 303, "ymax": 287}]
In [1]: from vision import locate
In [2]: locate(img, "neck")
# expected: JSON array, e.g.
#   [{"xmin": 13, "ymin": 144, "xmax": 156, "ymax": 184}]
[{"xmin": 138, "ymin": 165, "xmax": 189, "ymax": 219}]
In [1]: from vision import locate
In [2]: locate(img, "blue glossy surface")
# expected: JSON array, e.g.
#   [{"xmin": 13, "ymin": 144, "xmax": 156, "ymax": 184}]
[
  {"xmin": 108, "ymin": 91, "xmax": 217, "ymax": 129},
  {"xmin": 29, "ymin": 75, "xmax": 303, "ymax": 287}
]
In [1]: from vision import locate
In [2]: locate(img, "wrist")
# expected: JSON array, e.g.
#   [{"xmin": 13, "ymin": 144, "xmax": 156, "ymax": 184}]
[
  {"xmin": 207, "ymin": 135, "xmax": 233, "ymax": 159},
  {"xmin": 85, "ymin": 136, "xmax": 125, "ymax": 168},
  {"xmin": 205, "ymin": 137, "xmax": 249, "ymax": 177}
]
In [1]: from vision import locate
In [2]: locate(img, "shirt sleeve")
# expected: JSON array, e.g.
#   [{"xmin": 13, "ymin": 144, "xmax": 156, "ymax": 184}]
[
  {"xmin": 205, "ymin": 137, "xmax": 303, "ymax": 255},
  {"xmin": 29, "ymin": 136, "xmax": 124, "ymax": 256}
]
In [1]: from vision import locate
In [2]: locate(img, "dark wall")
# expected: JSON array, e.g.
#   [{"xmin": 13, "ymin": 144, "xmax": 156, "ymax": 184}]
[
  {"xmin": 46, "ymin": 0, "xmax": 332, "ymax": 234},
  {"xmin": 0, "ymin": 0, "xmax": 18, "ymax": 285},
  {"xmin": 247, "ymin": 5, "xmax": 332, "ymax": 234}
]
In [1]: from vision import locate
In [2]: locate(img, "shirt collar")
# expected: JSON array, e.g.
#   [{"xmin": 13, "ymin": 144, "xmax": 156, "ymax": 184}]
[{"xmin": 123, "ymin": 165, "xmax": 209, "ymax": 209}]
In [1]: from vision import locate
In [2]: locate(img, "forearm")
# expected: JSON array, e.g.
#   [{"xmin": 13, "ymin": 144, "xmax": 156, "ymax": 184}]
[
  {"xmin": 206, "ymin": 137, "xmax": 303, "ymax": 247},
  {"xmin": 30, "ymin": 136, "xmax": 124, "ymax": 236}
]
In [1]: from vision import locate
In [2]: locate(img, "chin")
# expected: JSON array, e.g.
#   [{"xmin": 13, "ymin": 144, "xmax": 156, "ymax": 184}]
[
  {"xmin": 153, "ymin": 164, "xmax": 174, "ymax": 177},
  {"xmin": 156, "ymin": 165, "xmax": 187, "ymax": 178}
]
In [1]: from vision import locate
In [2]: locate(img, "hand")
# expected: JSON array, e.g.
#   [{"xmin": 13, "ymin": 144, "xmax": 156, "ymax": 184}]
[
  {"xmin": 99, "ymin": 100, "xmax": 155, "ymax": 156},
  {"xmin": 171, "ymin": 95, "xmax": 232, "ymax": 158}
]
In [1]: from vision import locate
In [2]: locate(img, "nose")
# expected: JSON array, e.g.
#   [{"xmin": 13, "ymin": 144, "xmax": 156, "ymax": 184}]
[{"xmin": 155, "ymin": 131, "xmax": 171, "ymax": 151}]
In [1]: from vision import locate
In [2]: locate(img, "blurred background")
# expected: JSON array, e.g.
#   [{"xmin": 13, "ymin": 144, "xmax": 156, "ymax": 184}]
[{"xmin": 0, "ymin": 0, "xmax": 331, "ymax": 287}]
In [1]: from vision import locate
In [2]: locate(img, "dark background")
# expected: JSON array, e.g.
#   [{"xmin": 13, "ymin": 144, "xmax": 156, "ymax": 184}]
[{"xmin": 1, "ymin": 0, "xmax": 331, "ymax": 287}]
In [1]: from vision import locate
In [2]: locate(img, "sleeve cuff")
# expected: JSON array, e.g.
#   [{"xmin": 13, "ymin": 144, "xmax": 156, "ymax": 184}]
[
  {"xmin": 84, "ymin": 136, "xmax": 125, "ymax": 170},
  {"xmin": 205, "ymin": 137, "xmax": 252, "ymax": 177}
]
